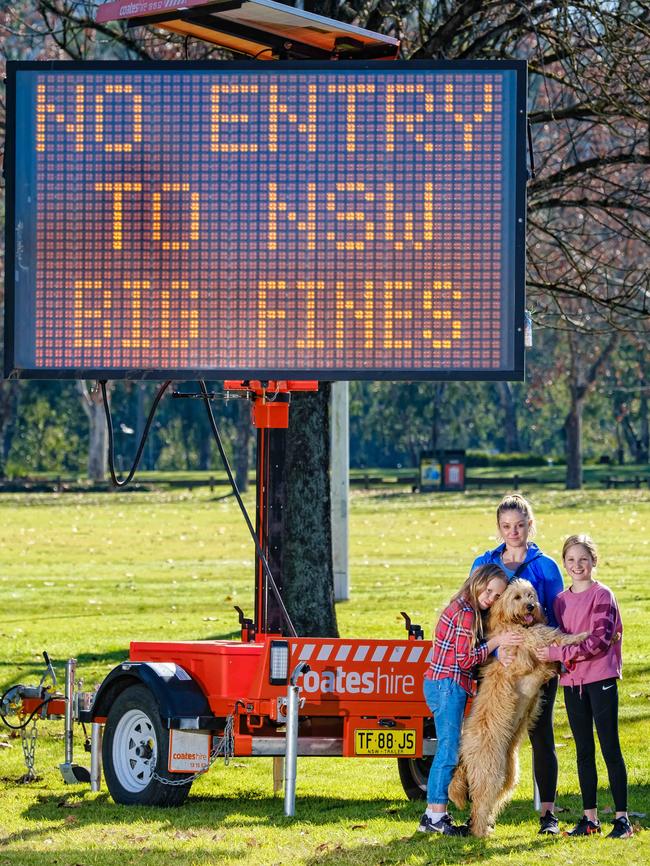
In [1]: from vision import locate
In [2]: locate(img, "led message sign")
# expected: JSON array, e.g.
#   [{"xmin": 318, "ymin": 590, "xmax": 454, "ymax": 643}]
[{"xmin": 4, "ymin": 61, "xmax": 527, "ymax": 380}]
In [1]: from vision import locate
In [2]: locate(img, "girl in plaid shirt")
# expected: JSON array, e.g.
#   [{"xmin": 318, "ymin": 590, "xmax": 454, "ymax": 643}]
[{"xmin": 418, "ymin": 564, "xmax": 523, "ymax": 835}]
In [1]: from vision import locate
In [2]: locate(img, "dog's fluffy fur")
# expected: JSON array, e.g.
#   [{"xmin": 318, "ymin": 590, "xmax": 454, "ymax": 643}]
[{"xmin": 448, "ymin": 579, "xmax": 587, "ymax": 837}]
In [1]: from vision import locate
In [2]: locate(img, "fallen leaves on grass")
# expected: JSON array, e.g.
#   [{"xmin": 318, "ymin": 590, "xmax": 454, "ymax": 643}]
[{"xmin": 315, "ymin": 842, "xmax": 343, "ymax": 853}]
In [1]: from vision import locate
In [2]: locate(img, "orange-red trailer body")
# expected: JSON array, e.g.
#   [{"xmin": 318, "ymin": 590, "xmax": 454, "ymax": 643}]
[{"xmin": 129, "ymin": 635, "xmax": 432, "ymax": 757}]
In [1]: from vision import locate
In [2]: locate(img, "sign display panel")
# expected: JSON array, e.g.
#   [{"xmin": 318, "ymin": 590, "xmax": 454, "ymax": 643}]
[{"xmin": 4, "ymin": 61, "xmax": 527, "ymax": 380}]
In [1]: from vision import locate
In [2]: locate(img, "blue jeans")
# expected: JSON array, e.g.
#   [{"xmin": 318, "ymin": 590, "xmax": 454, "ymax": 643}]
[{"xmin": 423, "ymin": 677, "xmax": 468, "ymax": 804}]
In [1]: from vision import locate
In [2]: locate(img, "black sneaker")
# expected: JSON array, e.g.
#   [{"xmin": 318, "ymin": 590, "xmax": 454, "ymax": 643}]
[
  {"xmin": 565, "ymin": 815, "xmax": 601, "ymax": 836},
  {"xmin": 606, "ymin": 816, "xmax": 634, "ymax": 838},
  {"xmin": 417, "ymin": 812, "xmax": 466, "ymax": 836},
  {"xmin": 539, "ymin": 810, "xmax": 560, "ymax": 835}
]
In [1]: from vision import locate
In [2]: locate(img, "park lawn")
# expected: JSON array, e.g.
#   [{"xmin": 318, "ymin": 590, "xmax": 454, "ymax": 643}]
[{"xmin": 0, "ymin": 486, "xmax": 648, "ymax": 866}]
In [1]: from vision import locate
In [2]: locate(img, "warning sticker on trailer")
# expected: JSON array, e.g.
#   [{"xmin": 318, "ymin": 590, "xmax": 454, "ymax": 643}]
[{"xmin": 168, "ymin": 730, "xmax": 211, "ymax": 773}]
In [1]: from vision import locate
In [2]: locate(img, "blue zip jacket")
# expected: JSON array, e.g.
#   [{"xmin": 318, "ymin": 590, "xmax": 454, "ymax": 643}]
[{"xmin": 471, "ymin": 541, "xmax": 564, "ymax": 627}]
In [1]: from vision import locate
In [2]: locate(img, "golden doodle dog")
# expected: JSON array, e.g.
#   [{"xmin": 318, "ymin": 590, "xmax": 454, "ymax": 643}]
[{"xmin": 448, "ymin": 578, "xmax": 587, "ymax": 837}]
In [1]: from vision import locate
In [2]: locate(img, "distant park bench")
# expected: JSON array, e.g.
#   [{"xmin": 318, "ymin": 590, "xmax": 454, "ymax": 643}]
[
  {"xmin": 601, "ymin": 475, "xmax": 649, "ymax": 490},
  {"xmin": 465, "ymin": 475, "xmax": 558, "ymax": 490},
  {"xmin": 0, "ymin": 476, "xmax": 227, "ymax": 493},
  {"xmin": 353, "ymin": 474, "xmax": 558, "ymax": 491}
]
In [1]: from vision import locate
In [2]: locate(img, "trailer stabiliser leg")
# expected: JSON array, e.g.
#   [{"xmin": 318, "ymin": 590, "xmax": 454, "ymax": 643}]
[
  {"xmin": 59, "ymin": 659, "xmax": 91, "ymax": 785},
  {"xmin": 284, "ymin": 662, "xmax": 310, "ymax": 817},
  {"xmin": 90, "ymin": 722, "xmax": 103, "ymax": 792}
]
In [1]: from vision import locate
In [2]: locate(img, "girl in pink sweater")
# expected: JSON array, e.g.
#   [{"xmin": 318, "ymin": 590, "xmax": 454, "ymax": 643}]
[{"xmin": 536, "ymin": 534, "xmax": 632, "ymax": 838}]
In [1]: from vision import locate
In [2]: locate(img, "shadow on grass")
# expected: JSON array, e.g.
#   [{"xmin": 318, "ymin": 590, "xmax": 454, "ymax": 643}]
[
  {"xmin": 1, "ymin": 787, "xmax": 646, "ymax": 865},
  {"xmin": 13, "ymin": 783, "xmax": 650, "ymax": 829},
  {"xmin": 301, "ymin": 834, "xmax": 558, "ymax": 866},
  {"xmin": 0, "ymin": 838, "xmax": 550, "ymax": 866}
]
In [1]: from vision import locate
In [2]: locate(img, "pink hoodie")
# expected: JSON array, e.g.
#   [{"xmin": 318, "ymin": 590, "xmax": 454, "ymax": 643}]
[{"xmin": 547, "ymin": 581, "xmax": 622, "ymax": 688}]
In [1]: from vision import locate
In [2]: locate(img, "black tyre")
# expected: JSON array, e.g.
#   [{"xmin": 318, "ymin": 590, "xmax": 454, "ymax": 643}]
[
  {"xmin": 397, "ymin": 720, "xmax": 436, "ymax": 800},
  {"xmin": 397, "ymin": 756, "xmax": 432, "ymax": 800},
  {"xmin": 103, "ymin": 684, "xmax": 192, "ymax": 807}
]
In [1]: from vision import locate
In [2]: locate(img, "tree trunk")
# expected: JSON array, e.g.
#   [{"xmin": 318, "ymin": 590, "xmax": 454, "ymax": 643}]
[
  {"xmin": 0, "ymin": 381, "xmax": 21, "ymax": 477},
  {"xmin": 135, "ymin": 384, "xmax": 147, "ymax": 468},
  {"xmin": 564, "ymin": 394, "xmax": 584, "ymax": 489},
  {"xmin": 281, "ymin": 384, "xmax": 338, "ymax": 637},
  {"xmin": 638, "ymin": 345, "xmax": 649, "ymax": 462},
  {"xmin": 621, "ymin": 416, "xmax": 641, "ymax": 462},
  {"xmin": 234, "ymin": 398, "xmax": 252, "ymax": 492},
  {"xmin": 639, "ymin": 390, "xmax": 649, "ymax": 463},
  {"xmin": 431, "ymin": 383, "xmax": 446, "ymax": 451},
  {"xmin": 198, "ymin": 428, "xmax": 212, "ymax": 471},
  {"xmin": 77, "ymin": 381, "xmax": 109, "ymax": 482},
  {"xmin": 495, "ymin": 381, "xmax": 521, "ymax": 452},
  {"xmin": 563, "ymin": 332, "xmax": 619, "ymax": 490}
]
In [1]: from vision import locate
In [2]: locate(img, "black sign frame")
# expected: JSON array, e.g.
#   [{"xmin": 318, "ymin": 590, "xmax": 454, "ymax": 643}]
[{"xmin": 4, "ymin": 60, "xmax": 527, "ymax": 381}]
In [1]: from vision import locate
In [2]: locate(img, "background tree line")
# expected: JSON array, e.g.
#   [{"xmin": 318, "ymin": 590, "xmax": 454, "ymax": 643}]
[
  {"xmin": 1, "ymin": 0, "xmax": 648, "ymax": 494},
  {"xmin": 0, "ymin": 331, "xmax": 648, "ymax": 482}
]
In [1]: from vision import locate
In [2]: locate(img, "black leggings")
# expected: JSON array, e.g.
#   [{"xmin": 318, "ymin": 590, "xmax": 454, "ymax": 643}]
[
  {"xmin": 563, "ymin": 678, "xmax": 628, "ymax": 812},
  {"xmin": 530, "ymin": 677, "xmax": 558, "ymax": 803}
]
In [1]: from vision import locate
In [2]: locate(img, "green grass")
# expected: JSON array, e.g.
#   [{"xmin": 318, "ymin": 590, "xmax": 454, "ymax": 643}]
[{"xmin": 1, "ymin": 487, "xmax": 649, "ymax": 865}]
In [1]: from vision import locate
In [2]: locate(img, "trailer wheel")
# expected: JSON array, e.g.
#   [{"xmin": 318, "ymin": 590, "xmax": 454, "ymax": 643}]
[
  {"xmin": 397, "ymin": 720, "xmax": 436, "ymax": 800},
  {"xmin": 103, "ymin": 684, "xmax": 192, "ymax": 807},
  {"xmin": 397, "ymin": 756, "xmax": 432, "ymax": 800}
]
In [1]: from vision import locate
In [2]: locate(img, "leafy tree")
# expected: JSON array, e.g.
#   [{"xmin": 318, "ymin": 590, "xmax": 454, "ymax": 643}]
[
  {"xmin": 604, "ymin": 329, "xmax": 650, "ymax": 464},
  {"xmin": 325, "ymin": 0, "xmax": 649, "ymax": 486}
]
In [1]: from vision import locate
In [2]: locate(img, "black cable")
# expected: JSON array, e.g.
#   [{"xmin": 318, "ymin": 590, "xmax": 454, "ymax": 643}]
[
  {"xmin": 198, "ymin": 380, "xmax": 297, "ymax": 638},
  {"xmin": 0, "ymin": 690, "xmax": 51, "ymax": 730},
  {"xmin": 100, "ymin": 380, "xmax": 171, "ymax": 487}
]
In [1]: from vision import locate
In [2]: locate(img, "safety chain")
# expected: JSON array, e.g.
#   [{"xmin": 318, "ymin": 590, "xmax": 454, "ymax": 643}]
[
  {"xmin": 152, "ymin": 714, "xmax": 235, "ymax": 787},
  {"xmin": 20, "ymin": 717, "xmax": 39, "ymax": 782}
]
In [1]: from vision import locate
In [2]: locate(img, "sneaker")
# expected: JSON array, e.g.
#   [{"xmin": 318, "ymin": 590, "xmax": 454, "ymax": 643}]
[
  {"xmin": 539, "ymin": 810, "xmax": 560, "ymax": 835},
  {"xmin": 417, "ymin": 812, "xmax": 466, "ymax": 836},
  {"xmin": 565, "ymin": 815, "xmax": 601, "ymax": 836},
  {"xmin": 606, "ymin": 816, "xmax": 634, "ymax": 838}
]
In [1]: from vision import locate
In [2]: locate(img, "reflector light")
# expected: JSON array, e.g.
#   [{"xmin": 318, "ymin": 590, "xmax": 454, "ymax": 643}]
[{"xmin": 269, "ymin": 640, "xmax": 289, "ymax": 685}]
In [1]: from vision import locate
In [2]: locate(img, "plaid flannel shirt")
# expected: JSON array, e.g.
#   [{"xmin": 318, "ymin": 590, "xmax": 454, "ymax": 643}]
[{"xmin": 424, "ymin": 596, "xmax": 489, "ymax": 696}]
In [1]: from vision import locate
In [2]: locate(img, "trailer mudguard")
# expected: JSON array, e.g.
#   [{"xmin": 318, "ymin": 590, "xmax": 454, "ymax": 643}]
[{"xmin": 84, "ymin": 661, "xmax": 220, "ymax": 730}]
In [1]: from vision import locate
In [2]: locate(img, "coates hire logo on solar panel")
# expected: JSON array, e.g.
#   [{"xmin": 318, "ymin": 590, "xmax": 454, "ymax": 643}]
[{"xmin": 4, "ymin": 61, "xmax": 527, "ymax": 381}]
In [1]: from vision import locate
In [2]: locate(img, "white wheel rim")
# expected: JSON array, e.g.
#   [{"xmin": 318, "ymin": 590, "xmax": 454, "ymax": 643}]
[{"xmin": 112, "ymin": 708, "xmax": 158, "ymax": 793}]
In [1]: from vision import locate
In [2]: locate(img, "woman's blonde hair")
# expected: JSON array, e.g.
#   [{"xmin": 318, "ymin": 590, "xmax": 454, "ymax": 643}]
[
  {"xmin": 450, "ymin": 564, "xmax": 508, "ymax": 644},
  {"xmin": 562, "ymin": 533, "xmax": 598, "ymax": 564},
  {"xmin": 496, "ymin": 493, "xmax": 537, "ymax": 538}
]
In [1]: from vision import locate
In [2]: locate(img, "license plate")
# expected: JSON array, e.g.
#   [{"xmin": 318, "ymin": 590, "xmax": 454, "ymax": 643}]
[{"xmin": 354, "ymin": 729, "xmax": 416, "ymax": 756}]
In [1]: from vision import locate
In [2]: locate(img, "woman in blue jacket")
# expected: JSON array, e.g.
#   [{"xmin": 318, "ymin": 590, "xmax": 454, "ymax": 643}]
[{"xmin": 471, "ymin": 493, "xmax": 564, "ymax": 835}]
